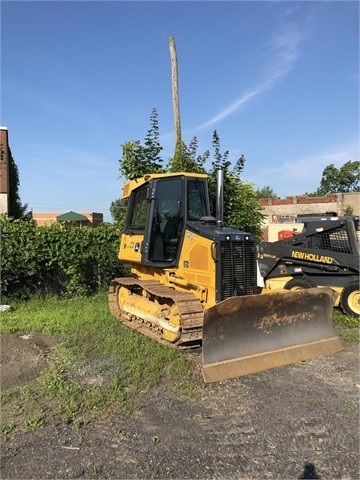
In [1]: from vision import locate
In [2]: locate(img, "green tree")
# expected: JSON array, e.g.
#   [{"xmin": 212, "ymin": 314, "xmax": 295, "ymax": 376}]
[
  {"xmin": 118, "ymin": 140, "xmax": 146, "ymax": 180},
  {"xmin": 255, "ymin": 185, "xmax": 278, "ymax": 199},
  {"xmin": 109, "ymin": 198, "xmax": 128, "ymax": 226},
  {"xmin": 313, "ymin": 160, "xmax": 360, "ymax": 195},
  {"xmin": 343, "ymin": 204, "xmax": 354, "ymax": 216},
  {"xmin": 115, "ymin": 109, "xmax": 164, "ymax": 226},
  {"xmin": 167, "ymin": 137, "xmax": 208, "ymax": 173},
  {"xmin": 1, "ymin": 146, "xmax": 30, "ymax": 219},
  {"xmin": 206, "ymin": 131, "xmax": 263, "ymax": 237},
  {"xmin": 226, "ymin": 178, "xmax": 264, "ymax": 239},
  {"xmin": 143, "ymin": 108, "xmax": 163, "ymax": 169},
  {"xmin": 118, "ymin": 108, "xmax": 164, "ymax": 181},
  {"xmin": 113, "ymin": 121, "xmax": 265, "ymax": 238},
  {"xmin": 207, "ymin": 130, "xmax": 231, "ymax": 216}
]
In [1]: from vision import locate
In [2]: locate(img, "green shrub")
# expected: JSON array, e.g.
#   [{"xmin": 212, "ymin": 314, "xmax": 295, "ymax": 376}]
[{"xmin": 0, "ymin": 215, "xmax": 129, "ymax": 299}]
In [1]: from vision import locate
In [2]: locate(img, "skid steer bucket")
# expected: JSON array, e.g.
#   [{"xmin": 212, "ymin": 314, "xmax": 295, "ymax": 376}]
[{"xmin": 202, "ymin": 287, "xmax": 343, "ymax": 383}]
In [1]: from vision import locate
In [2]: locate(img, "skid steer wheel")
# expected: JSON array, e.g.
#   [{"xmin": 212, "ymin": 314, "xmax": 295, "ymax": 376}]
[
  {"xmin": 284, "ymin": 278, "xmax": 316, "ymax": 290},
  {"xmin": 340, "ymin": 282, "xmax": 360, "ymax": 317}
]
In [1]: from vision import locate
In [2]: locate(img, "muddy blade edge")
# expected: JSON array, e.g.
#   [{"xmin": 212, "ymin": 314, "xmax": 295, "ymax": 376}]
[{"xmin": 201, "ymin": 287, "xmax": 343, "ymax": 383}]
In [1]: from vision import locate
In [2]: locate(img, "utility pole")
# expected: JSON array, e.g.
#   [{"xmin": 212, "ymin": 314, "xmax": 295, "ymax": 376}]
[{"xmin": 168, "ymin": 36, "xmax": 182, "ymax": 159}]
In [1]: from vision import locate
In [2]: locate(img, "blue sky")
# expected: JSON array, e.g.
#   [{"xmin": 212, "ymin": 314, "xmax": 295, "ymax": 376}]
[{"xmin": 1, "ymin": 1, "xmax": 359, "ymax": 222}]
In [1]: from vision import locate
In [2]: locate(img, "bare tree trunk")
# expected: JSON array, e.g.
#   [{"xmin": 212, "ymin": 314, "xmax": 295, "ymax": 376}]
[{"xmin": 168, "ymin": 36, "xmax": 182, "ymax": 157}]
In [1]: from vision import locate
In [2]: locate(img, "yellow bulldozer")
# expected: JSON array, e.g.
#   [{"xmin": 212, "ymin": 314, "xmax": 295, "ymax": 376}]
[{"xmin": 109, "ymin": 170, "xmax": 343, "ymax": 382}]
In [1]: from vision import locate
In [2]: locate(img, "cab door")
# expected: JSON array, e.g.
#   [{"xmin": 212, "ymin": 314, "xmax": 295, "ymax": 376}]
[
  {"xmin": 144, "ymin": 177, "xmax": 185, "ymax": 267},
  {"xmin": 118, "ymin": 183, "xmax": 149, "ymax": 264}
]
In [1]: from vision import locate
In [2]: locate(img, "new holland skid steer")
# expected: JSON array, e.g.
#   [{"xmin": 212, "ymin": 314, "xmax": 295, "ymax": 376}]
[
  {"xmin": 259, "ymin": 216, "xmax": 360, "ymax": 317},
  {"xmin": 108, "ymin": 171, "xmax": 343, "ymax": 382}
]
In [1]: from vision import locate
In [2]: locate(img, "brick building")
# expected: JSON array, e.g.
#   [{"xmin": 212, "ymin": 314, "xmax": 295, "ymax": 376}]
[
  {"xmin": 32, "ymin": 211, "xmax": 103, "ymax": 227},
  {"xmin": 259, "ymin": 193, "xmax": 360, "ymax": 241}
]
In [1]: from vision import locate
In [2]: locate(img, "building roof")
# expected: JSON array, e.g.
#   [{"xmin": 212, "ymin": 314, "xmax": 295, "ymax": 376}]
[{"xmin": 56, "ymin": 211, "xmax": 88, "ymax": 222}]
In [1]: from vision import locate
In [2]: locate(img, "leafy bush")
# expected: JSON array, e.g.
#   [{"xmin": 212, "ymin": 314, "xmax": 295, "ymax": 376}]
[{"xmin": 0, "ymin": 215, "xmax": 128, "ymax": 299}]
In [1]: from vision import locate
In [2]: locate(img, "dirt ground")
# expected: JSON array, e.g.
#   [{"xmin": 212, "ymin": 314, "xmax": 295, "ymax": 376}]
[{"xmin": 1, "ymin": 332, "xmax": 359, "ymax": 480}]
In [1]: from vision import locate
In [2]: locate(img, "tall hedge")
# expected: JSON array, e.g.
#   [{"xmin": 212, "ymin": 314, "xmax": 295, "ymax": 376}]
[{"xmin": 0, "ymin": 216, "xmax": 128, "ymax": 300}]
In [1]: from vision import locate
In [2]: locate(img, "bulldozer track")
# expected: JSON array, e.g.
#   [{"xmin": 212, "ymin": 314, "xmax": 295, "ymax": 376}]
[{"xmin": 108, "ymin": 277, "xmax": 204, "ymax": 349}]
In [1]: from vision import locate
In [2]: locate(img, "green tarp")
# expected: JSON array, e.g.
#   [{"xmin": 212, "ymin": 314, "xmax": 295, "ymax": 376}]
[{"xmin": 56, "ymin": 211, "xmax": 88, "ymax": 222}]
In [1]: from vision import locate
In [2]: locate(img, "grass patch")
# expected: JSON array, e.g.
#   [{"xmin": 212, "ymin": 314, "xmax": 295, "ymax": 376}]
[
  {"xmin": 25, "ymin": 414, "xmax": 46, "ymax": 430},
  {"xmin": 338, "ymin": 399, "xmax": 357, "ymax": 414},
  {"xmin": 1, "ymin": 291, "xmax": 199, "ymax": 437},
  {"xmin": 1, "ymin": 292, "xmax": 357, "ymax": 439},
  {"xmin": 1, "ymin": 422, "xmax": 16, "ymax": 440},
  {"xmin": 333, "ymin": 309, "xmax": 359, "ymax": 342}
]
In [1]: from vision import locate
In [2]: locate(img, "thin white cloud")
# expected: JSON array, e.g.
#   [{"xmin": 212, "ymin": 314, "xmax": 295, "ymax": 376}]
[
  {"xmin": 192, "ymin": 21, "xmax": 308, "ymax": 132},
  {"xmin": 247, "ymin": 141, "xmax": 359, "ymax": 196},
  {"xmin": 22, "ymin": 144, "xmax": 116, "ymax": 170},
  {"xmin": 193, "ymin": 88, "xmax": 264, "ymax": 130},
  {"xmin": 278, "ymin": 6, "xmax": 300, "ymax": 19}
]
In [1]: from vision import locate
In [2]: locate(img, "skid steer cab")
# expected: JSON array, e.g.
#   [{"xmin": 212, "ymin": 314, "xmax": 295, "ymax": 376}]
[
  {"xmin": 109, "ymin": 171, "xmax": 343, "ymax": 383},
  {"xmin": 259, "ymin": 215, "xmax": 360, "ymax": 317}
]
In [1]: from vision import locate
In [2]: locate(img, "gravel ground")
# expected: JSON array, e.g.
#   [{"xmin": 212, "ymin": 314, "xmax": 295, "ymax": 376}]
[{"xmin": 1, "ymin": 334, "xmax": 359, "ymax": 480}]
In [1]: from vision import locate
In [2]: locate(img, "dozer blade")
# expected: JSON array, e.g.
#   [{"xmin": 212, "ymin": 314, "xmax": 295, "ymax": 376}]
[{"xmin": 202, "ymin": 287, "xmax": 343, "ymax": 383}]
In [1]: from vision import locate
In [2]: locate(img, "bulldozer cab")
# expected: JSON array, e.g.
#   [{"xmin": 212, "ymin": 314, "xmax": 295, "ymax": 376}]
[{"xmin": 120, "ymin": 173, "xmax": 210, "ymax": 267}]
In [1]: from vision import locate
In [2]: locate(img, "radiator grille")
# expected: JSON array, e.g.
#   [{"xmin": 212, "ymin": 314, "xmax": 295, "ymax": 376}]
[{"xmin": 220, "ymin": 241, "xmax": 257, "ymax": 301}]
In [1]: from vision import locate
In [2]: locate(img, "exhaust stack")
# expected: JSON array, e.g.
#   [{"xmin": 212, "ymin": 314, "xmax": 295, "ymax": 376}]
[{"xmin": 216, "ymin": 169, "xmax": 224, "ymax": 228}]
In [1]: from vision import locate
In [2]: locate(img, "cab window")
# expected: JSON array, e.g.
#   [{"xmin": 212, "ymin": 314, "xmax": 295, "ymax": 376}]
[
  {"xmin": 128, "ymin": 185, "xmax": 148, "ymax": 230},
  {"xmin": 187, "ymin": 179, "xmax": 208, "ymax": 220},
  {"xmin": 149, "ymin": 178, "xmax": 183, "ymax": 262}
]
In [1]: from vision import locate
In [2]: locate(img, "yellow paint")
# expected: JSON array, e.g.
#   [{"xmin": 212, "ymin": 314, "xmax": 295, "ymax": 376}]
[
  {"xmin": 129, "ymin": 229, "xmax": 216, "ymax": 309},
  {"xmin": 162, "ymin": 330, "xmax": 180, "ymax": 342},
  {"xmin": 189, "ymin": 244, "xmax": 209, "ymax": 270},
  {"xmin": 121, "ymin": 172, "xmax": 208, "ymax": 199},
  {"xmin": 119, "ymin": 233, "xmax": 144, "ymax": 263},
  {"xmin": 176, "ymin": 230, "xmax": 216, "ymax": 308},
  {"xmin": 117, "ymin": 283, "xmax": 181, "ymax": 342},
  {"xmin": 265, "ymin": 277, "xmax": 293, "ymax": 290}
]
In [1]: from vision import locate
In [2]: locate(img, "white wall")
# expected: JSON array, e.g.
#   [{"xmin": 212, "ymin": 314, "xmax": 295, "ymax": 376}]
[{"xmin": 0, "ymin": 194, "xmax": 8, "ymax": 214}]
